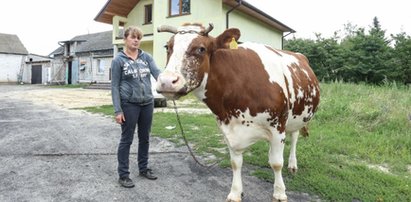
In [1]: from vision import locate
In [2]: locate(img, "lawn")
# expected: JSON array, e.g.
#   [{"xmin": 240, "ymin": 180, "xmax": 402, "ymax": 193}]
[{"xmin": 84, "ymin": 82, "xmax": 411, "ymax": 201}]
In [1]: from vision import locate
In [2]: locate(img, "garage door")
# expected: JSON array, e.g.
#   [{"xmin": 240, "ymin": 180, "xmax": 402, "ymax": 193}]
[{"xmin": 31, "ymin": 65, "xmax": 42, "ymax": 84}]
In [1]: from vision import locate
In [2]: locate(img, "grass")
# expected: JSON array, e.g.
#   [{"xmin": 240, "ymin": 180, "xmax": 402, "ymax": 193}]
[
  {"xmin": 82, "ymin": 82, "xmax": 411, "ymax": 201},
  {"xmin": 81, "ymin": 104, "xmax": 114, "ymax": 115}
]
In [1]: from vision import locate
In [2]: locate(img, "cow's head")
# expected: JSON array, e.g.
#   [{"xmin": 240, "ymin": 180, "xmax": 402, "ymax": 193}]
[{"xmin": 156, "ymin": 23, "xmax": 240, "ymax": 99}]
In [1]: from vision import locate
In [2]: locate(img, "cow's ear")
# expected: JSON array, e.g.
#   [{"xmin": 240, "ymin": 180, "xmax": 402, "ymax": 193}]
[{"xmin": 215, "ymin": 28, "xmax": 241, "ymax": 49}]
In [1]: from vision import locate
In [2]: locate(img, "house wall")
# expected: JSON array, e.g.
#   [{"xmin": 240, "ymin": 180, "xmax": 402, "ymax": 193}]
[
  {"xmin": 50, "ymin": 58, "xmax": 66, "ymax": 85},
  {"xmin": 222, "ymin": 6, "xmax": 283, "ymax": 49},
  {"xmin": 140, "ymin": 41, "xmax": 153, "ymax": 56},
  {"xmin": 92, "ymin": 57, "xmax": 112, "ymax": 82},
  {"xmin": 0, "ymin": 54, "xmax": 25, "ymax": 83},
  {"xmin": 152, "ymin": 0, "xmax": 225, "ymax": 68},
  {"xmin": 111, "ymin": 0, "xmax": 286, "ymax": 70},
  {"xmin": 77, "ymin": 55, "xmax": 112, "ymax": 83},
  {"xmin": 127, "ymin": 0, "xmax": 154, "ymax": 36},
  {"xmin": 22, "ymin": 62, "xmax": 52, "ymax": 84},
  {"xmin": 51, "ymin": 48, "xmax": 114, "ymax": 84},
  {"xmin": 78, "ymin": 56, "xmax": 94, "ymax": 81}
]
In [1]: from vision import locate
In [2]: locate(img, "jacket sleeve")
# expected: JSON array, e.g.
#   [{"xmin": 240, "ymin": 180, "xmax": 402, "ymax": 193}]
[
  {"xmin": 111, "ymin": 57, "xmax": 123, "ymax": 115},
  {"xmin": 146, "ymin": 53, "xmax": 161, "ymax": 80}
]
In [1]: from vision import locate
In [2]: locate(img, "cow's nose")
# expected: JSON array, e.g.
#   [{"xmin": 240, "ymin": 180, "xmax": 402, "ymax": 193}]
[
  {"xmin": 160, "ymin": 74, "xmax": 179, "ymax": 87},
  {"xmin": 156, "ymin": 72, "xmax": 184, "ymax": 93}
]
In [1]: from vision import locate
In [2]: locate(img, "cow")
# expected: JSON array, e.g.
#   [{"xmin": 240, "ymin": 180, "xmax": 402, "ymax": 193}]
[{"xmin": 156, "ymin": 23, "xmax": 320, "ymax": 202}]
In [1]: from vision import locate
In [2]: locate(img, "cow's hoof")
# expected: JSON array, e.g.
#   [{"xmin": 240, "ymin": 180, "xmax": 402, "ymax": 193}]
[
  {"xmin": 273, "ymin": 194, "xmax": 287, "ymax": 202},
  {"xmin": 225, "ymin": 199, "xmax": 241, "ymax": 202},
  {"xmin": 273, "ymin": 197, "xmax": 288, "ymax": 202},
  {"xmin": 226, "ymin": 193, "xmax": 242, "ymax": 202},
  {"xmin": 288, "ymin": 166, "xmax": 298, "ymax": 174}
]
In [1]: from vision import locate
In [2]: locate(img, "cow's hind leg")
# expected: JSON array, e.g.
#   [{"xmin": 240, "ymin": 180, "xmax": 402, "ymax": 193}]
[
  {"xmin": 226, "ymin": 147, "xmax": 244, "ymax": 202},
  {"xmin": 269, "ymin": 131, "xmax": 287, "ymax": 201},
  {"xmin": 288, "ymin": 131, "xmax": 299, "ymax": 173}
]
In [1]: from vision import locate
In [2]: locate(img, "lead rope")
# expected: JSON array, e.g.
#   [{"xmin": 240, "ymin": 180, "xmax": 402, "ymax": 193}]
[{"xmin": 172, "ymin": 100, "xmax": 218, "ymax": 168}]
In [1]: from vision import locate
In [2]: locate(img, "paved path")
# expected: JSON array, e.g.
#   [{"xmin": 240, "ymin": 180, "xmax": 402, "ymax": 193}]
[{"xmin": 0, "ymin": 84, "xmax": 319, "ymax": 202}]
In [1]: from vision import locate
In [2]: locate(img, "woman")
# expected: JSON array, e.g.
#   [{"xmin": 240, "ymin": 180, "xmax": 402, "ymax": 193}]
[{"xmin": 111, "ymin": 26, "xmax": 161, "ymax": 188}]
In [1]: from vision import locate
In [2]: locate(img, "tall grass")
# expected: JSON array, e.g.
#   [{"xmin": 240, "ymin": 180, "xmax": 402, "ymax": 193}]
[
  {"xmin": 83, "ymin": 82, "xmax": 411, "ymax": 201},
  {"xmin": 313, "ymin": 82, "xmax": 410, "ymax": 174},
  {"xmin": 280, "ymin": 82, "xmax": 411, "ymax": 201}
]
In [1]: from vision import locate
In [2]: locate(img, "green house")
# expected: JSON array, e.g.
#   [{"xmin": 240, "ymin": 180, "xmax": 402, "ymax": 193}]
[{"xmin": 94, "ymin": 0, "xmax": 294, "ymax": 68}]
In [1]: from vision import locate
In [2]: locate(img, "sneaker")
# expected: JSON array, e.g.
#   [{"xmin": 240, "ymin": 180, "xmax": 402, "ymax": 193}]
[
  {"xmin": 118, "ymin": 176, "xmax": 135, "ymax": 188},
  {"xmin": 139, "ymin": 169, "xmax": 157, "ymax": 180}
]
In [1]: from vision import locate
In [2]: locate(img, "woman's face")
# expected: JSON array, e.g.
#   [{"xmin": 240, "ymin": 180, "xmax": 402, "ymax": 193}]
[{"xmin": 125, "ymin": 33, "xmax": 141, "ymax": 50}]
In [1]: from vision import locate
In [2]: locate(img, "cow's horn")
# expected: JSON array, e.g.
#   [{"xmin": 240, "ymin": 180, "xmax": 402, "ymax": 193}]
[
  {"xmin": 157, "ymin": 25, "xmax": 178, "ymax": 34},
  {"xmin": 204, "ymin": 23, "xmax": 214, "ymax": 35}
]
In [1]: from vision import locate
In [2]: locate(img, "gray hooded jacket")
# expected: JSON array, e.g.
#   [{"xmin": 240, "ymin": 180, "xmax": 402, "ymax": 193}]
[{"xmin": 111, "ymin": 50, "xmax": 161, "ymax": 115}]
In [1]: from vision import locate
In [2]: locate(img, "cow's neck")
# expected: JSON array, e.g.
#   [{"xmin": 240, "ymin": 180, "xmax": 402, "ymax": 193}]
[
  {"xmin": 191, "ymin": 73, "xmax": 209, "ymax": 102},
  {"xmin": 196, "ymin": 49, "xmax": 249, "ymax": 123}
]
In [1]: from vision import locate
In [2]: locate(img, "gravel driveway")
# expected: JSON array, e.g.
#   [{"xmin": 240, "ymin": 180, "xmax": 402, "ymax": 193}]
[{"xmin": 0, "ymin": 84, "xmax": 320, "ymax": 202}]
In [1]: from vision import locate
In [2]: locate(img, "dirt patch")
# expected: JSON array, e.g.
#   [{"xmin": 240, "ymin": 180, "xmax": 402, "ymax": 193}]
[
  {"xmin": 1, "ymin": 85, "xmax": 211, "ymax": 114},
  {"xmin": 2, "ymin": 87, "xmax": 112, "ymax": 109},
  {"xmin": 367, "ymin": 164, "xmax": 391, "ymax": 174}
]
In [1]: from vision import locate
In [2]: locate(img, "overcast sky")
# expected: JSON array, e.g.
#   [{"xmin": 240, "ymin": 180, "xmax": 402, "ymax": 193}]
[{"xmin": 0, "ymin": 0, "xmax": 409, "ymax": 56}]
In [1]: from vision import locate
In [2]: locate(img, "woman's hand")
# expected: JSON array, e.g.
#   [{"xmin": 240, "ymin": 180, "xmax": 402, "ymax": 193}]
[{"xmin": 115, "ymin": 113, "xmax": 126, "ymax": 124}]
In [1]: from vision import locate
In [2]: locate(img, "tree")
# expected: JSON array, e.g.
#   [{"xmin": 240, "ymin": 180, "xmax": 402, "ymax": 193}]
[
  {"xmin": 285, "ymin": 34, "xmax": 346, "ymax": 82},
  {"xmin": 284, "ymin": 16, "xmax": 410, "ymax": 85},
  {"xmin": 181, "ymin": 0, "xmax": 190, "ymax": 14},
  {"xmin": 391, "ymin": 32, "xmax": 411, "ymax": 84},
  {"xmin": 340, "ymin": 17, "xmax": 392, "ymax": 84}
]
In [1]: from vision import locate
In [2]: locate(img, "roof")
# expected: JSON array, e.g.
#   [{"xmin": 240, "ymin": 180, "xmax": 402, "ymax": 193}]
[
  {"xmin": 223, "ymin": 0, "xmax": 295, "ymax": 33},
  {"xmin": 94, "ymin": 0, "xmax": 295, "ymax": 33},
  {"xmin": 94, "ymin": 0, "xmax": 140, "ymax": 25},
  {"xmin": 26, "ymin": 54, "xmax": 52, "ymax": 63},
  {"xmin": 50, "ymin": 30, "xmax": 113, "ymax": 56},
  {"xmin": 0, "ymin": 33, "xmax": 28, "ymax": 55}
]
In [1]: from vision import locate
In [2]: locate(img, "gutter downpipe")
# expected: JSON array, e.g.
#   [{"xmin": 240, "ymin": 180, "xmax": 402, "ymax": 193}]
[
  {"xmin": 282, "ymin": 31, "xmax": 294, "ymax": 50},
  {"xmin": 226, "ymin": 0, "xmax": 242, "ymax": 29}
]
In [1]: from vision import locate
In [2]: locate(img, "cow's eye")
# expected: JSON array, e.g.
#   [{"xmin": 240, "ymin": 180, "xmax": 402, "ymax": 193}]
[
  {"xmin": 163, "ymin": 45, "xmax": 169, "ymax": 51},
  {"xmin": 197, "ymin": 47, "xmax": 206, "ymax": 55}
]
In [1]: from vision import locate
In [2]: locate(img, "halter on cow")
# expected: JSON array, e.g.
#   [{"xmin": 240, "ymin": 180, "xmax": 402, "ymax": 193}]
[{"xmin": 156, "ymin": 23, "xmax": 320, "ymax": 202}]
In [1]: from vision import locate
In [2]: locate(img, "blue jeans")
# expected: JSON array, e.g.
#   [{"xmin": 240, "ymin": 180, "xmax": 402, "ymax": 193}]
[{"xmin": 117, "ymin": 102, "xmax": 154, "ymax": 178}]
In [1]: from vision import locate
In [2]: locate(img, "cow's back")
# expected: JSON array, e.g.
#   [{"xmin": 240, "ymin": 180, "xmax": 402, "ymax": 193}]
[{"xmin": 238, "ymin": 43, "xmax": 320, "ymax": 132}]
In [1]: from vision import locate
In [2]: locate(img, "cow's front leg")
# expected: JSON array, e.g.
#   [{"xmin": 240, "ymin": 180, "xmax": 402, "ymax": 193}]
[
  {"xmin": 269, "ymin": 132, "xmax": 287, "ymax": 201},
  {"xmin": 226, "ymin": 147, "xmax": 243, "ymax": 202}
]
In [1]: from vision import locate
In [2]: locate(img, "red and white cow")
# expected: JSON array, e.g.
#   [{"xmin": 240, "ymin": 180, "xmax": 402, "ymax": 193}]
[{"xmin": 156, "ymin": 23, "xmax": 320, "ymax": 202}]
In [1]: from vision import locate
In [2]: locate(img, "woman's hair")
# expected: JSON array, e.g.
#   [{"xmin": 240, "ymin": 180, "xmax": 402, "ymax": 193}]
[{"xmin": 124, "ymin": 26, "xmax": 143, "ymax": 40}]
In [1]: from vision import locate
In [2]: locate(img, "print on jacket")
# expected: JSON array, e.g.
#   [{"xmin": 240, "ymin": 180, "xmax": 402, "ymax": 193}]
[{"xmin": 123, "ymin": 59, "xmax": 150, "ymax": 79}]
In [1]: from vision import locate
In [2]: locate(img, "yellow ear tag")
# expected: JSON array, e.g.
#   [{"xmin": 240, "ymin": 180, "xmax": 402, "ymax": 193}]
[{"xmin": 229, "ymin": 37, "xmax": 238, "ymax": 49}]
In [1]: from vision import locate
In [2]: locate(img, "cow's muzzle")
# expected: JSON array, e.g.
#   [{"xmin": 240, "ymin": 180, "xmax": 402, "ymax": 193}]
[{"xmin": 156, "ymin": 72, "xmax": 187, "ymax": 99}]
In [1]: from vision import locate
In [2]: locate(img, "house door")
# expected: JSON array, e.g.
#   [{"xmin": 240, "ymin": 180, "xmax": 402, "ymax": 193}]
[
  {"xmin": 31, "ymin": 65, "xmax": 42, "ymax": 84},
  {"xmin": 71, "ymin": 60, "xmax": 79, "ymax": 84},
  {"xmin": 68, "ymin": 61, "xmax": 72, "ymax": 84}
]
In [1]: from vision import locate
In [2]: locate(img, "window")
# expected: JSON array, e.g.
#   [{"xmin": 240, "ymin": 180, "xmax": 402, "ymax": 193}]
[
  {"xmin": 97, "ymin": 59, "xmax": 105, "ymax": 74},
  {"xmin": 80, "ymin": 61, "xmax": 86, "ymax": 71},
  {"xmin": 169, "ymin": 0, "xmax": 190, "ymax": 16},
  {"xmin": 144, "ymin": 4, "xmax": 152, "ymax": 24},
  {"xmin": 80, "ymin": 63, "xmax": 86, "ymax": 71}
]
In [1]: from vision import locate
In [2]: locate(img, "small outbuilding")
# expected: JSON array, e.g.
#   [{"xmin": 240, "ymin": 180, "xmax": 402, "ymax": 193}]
[
  {"xmin": 0, "ymin": 33, "xmax": 28, "ymax": 83},
  {"xmin": 49, "ymin": 31, "xmax": 113, "ymax": 85}
]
